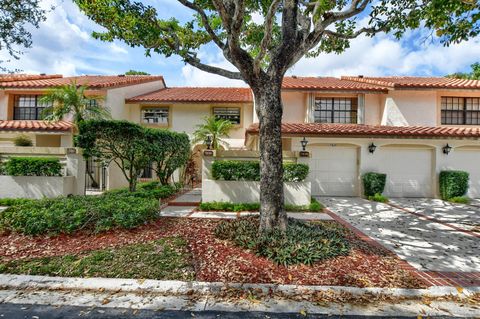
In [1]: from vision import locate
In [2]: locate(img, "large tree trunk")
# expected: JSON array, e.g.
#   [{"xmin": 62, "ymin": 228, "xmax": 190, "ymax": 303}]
[{"xmin": 254, "ymin": 78, "xmax": 287, "ymax": 233}]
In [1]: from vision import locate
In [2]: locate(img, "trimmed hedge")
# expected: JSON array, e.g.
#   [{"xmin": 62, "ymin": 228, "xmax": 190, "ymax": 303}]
[
  {"xmin": 3, "ymin": 157, "xmax": 62, "ymax": 176},
  {"xmin": 199, "ymin": 198, "xmax": 323, "ymax": 212},
  {"xmin": 439, "ymin": 170, "xmax": 469, "ymax": 200},
  {"xmin": 362, "ymin": 172, "xmax": 387, "ymax": 197},
  {"xmin": 211, "ymin": 160, "xmax": 309, "ymax": 182}
]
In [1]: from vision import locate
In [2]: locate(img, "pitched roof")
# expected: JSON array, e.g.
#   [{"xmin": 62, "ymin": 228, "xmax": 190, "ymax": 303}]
[
  {"xmin": 126, "ymin": 87, "xmax": 253, "ymax": 103},
  {"xmin": 0, "ymin": 74, "xmax": 62, "ymax": 83},
  {"xmin": 0, "ymin": 75, "xmax": 165, "ymax": 89},
  {"xmin": 341, "ymin": 76, "xmax": 480, "ymax": 89},
  {"xmin": 246, "ymin": 122, "xmax": 480, "ymax": 139},
  {"xmin": 0, "ymin": 120, "xmax": 73, "ymax": 132},
  {"xmin": 282, "ymin": 76, "xmax": 388, "ymax": 92}
]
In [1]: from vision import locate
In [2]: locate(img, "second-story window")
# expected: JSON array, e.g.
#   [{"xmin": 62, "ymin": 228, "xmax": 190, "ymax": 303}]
[
  {"xmin": 441, "ymin": 97, "xmax": 480, "ymax": 125},
  {"xmin": 13, "ymin": 95, "xmax": 52, "ymax": 120},
  {"xmin": 314, "ymin": 97, "xmax": 358, "ymax": 124},
  {"xmin": 141, "ymin": 107, "xmax": 169, "ymax": 125},
  {"xmin": 213, "ymin": 107, "xmax": 241, "ymax": 124}
]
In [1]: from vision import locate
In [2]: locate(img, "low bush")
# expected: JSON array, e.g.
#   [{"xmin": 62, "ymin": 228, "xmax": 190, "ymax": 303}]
[
  {"xmin": 211, "ymin": 160, "xmax": 309, "ymax": 182},
  {"xmin": 362, "ymin": 172, "xmax": 387, "ymax": 197},
  {"xmin": 448, "ymin": 196, "xmax": 470, "ymax": 204},
  {"xmin": 214, "ymin": 217, "xmax": 350, "ymax": 266},
  {"xmin": 103, "ymin": 182, "xmax": 179, "ymax": 200},
  {"xmin": 367, "ymin": 193, "xmax": 389, "ymax": 203},
  {"xmin": 0, "ymin": 198, "xmax": 34, "ymax": 206},
  {"xmin": 439, "ymin": 170, "xmax": 469, "ymax": 200},
  {"xmin": 4, "ymin": 157, "xmax": 62, "ymax": 176},
  {"xmin": 199, "ymin": 198, "xmax": 323, "ymax": 212},
  {"xmin": 0, "ymin": 195, "xmax": 158, "ymax": 236},
  {"xmin": 13, "ymin": 134, "xmax": 33, "ymax": 147}
]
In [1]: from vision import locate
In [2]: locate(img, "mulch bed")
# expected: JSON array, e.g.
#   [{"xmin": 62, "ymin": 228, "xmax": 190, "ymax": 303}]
[{"xmin": 0, "ymin": 217, "xmax": 425, "ymax": 288}]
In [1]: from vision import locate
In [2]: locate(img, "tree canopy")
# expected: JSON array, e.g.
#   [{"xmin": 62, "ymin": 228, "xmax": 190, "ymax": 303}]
[
  {"xmin": 0, "ymin": 0, "xmax": 49, "ymax": 72},
  {"xmin": 447, "ymin": 62, "xmax": 480, "ymax": 80},
  {"xmin": 125, "ymin": 69, "xmax": 150, "ymax": 75}
]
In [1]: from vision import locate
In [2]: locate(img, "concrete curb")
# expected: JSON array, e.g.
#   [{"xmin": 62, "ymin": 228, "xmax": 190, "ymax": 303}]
[{"xmin": 0, "ymin": 274, "xmax": 478, "ymax": 298}]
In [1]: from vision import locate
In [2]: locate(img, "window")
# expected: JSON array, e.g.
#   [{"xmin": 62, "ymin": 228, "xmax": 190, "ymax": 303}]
[
  {"xmin": 141, "ymin": 107, "xmax": 169, "ymax": 125},
  {"xmin": 141, "ymin": 162, "xmax": 153, "ymax": 179},
  {"xmin": 213, "ymin": 107, "xmax": 241, "ymax": 124},
  {"xmin": 314, "ymin": 97, "xmax": 358, "ymax": 124},
  {"xmin": 13, "ymin": 95, "xmax": 52, "ymax": 120},
  {"xmin": 441, "ymin": 97, "xmax": 480, "ymax": 125}
]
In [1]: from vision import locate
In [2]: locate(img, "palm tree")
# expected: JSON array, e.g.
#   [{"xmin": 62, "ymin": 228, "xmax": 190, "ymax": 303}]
[
  {"xmin": 40, "ymin": 81, "xmax": 110, "ymax": 127},
  {"xmin": 192, "ymin": 116, "xmax": 233, "ymax": 150}
]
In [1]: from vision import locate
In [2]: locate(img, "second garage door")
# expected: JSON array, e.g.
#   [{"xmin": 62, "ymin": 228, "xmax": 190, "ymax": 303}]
[
  {"xmin": 309, "ymin": 145, "xmax": 359, "ymax": 196},
  {"xmin": 378, "ymin": 148, "xmax": 433, "ymax": 198}
]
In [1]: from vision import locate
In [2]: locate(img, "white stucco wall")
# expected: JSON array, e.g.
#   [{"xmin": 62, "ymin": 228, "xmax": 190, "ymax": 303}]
[
  {"xmin": 0, "ymin": 91, "xmax": 7, "ymax": 120},
  {"xmin": 0, "ymin": 176, "xmax": 75, "ymax": 199},
  {"xmin": 380, "ymin": 91, "xmax": 437, "ymax": 126},
  {"xmin": 364, "ymin": 94, "xmax": 382, "ymax": 125},
  {"xmin": 106, "ymin": 80, "xmax": 165, "ymax": 120},
  {"xmin": 282, "ymin": 91, "xmax": 307, "ymax": 123}
]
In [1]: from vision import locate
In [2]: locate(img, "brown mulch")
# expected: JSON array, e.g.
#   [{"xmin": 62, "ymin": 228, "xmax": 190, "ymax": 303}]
[{"xmin": 0, "ymin": 217, "xmax": 425, "ymax": 288}]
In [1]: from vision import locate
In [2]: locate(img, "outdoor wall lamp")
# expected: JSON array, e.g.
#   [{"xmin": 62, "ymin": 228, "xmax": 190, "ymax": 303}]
[
  {"xmin": 300, "ymin": 137, "xmax": 309, "ymax": 151},
  {"xmin": 443, "ymin": 144, "xmax": 452, "ymax": 155},
  {"xmin": 368, "ymin": 143, "xmax": 377, "ymax": 154},
  {"xmin": 205, "ymin": 135, "xmax": 213, "ymax": 150}
]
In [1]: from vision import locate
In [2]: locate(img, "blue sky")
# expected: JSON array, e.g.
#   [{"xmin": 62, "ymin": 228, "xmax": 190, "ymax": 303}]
[{"xmin": 1, "ymin": 0, "xmax": 480, "ymax": 87}]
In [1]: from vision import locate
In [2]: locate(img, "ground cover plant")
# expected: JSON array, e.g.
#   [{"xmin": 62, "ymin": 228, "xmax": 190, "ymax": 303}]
[
  {"xmin": 0, "ymin": 237, "xmax": 194, "ymax": 280},
  {"xmin": 215, "ymin": 217, "xmax": 350, "ymax": 266},
  {"xmin": 367, "ymin": 193, "xmax": 389, "ymax": 203},
  {"xmin": 0, "ymin": 182, "xmax": 180, "ymax": 236},
  {"xmin": 0, "ymin": 217, "xmax": 424, "ymax": 288},
  {"xmin": 199, "ymin": 198, "xmax": 323, "ymax": 212}
]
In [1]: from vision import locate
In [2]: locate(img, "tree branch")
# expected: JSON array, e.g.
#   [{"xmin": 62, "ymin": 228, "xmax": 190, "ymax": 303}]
[
  {"xmin": 254, "ymin": 0, "xmax": 282, "ymax": 73},
  {"xmin": 176, "ymin": 0, "xmax": 226, "ymax": 50},
  {"xmin": 184, "ymin": 55, "xmax": 243, "ymax": 80}
]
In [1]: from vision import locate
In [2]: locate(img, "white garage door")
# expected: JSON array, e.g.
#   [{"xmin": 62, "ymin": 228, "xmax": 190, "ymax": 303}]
[
  {"xmin": 444, "ymin": 150, "xmax": 480, "ymax": 198},
  {"xmin": 378, "ymin": 148, "xmax": 433, "ymax": 198},
  {"xmin": 309, "ymin": 146, "xmax": 358, "ymax": 196}
]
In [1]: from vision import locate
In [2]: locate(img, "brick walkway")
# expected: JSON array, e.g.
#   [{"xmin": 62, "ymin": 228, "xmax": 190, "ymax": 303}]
[{"xmin": 322, "ymin": 197, "xmax": 480, "ymax": 287}]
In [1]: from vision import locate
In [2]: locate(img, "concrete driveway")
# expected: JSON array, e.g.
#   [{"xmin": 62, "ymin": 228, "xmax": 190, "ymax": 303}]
[
  {"xmin": 389, "ymin": 198, "xmax": 480, "ymax": 232},
  {"xmin": 320, "ymin": 197, "xmax": 479, "ymax": 273}
]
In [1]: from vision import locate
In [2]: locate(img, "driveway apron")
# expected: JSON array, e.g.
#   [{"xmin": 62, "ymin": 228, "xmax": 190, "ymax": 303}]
[{"xmin": 320, "ymin": 197, "xmax": 479, "ymax": 273}]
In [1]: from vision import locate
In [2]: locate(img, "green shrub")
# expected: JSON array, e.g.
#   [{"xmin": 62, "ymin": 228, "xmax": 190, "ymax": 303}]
[
  {"xmin": 362, "ymin": 172, "xmax": 387, "ymax": 197},
  {"xmin": 448, "ymin": 196, "xmax": 470, "ymax": 204},
  {"xmin": 214, "ymin": 217, "xmax": 350, "ymax": 266},
  {"xmin": 367, "ymin": 193, "xmax": 389, "ymax": 203},
  {"xmin": 0, "ymin": 198, "xmax": 33, "ymax": 206},
  {"xmin": 439, "ymin": 170, "xmax": 469, "ymax": 200},
  {"xmin": 0, "ymin": 195, "xmax": 158, "ymax": 235},
  {"xmin": 211, "ymin": 160, "xmax": 309, "ymax": 182},
  {"xmin": 283, "ymin": 163, "xmax": 309, "ymax": 182},
  {"xmin": 103, "ymin": 183, "xmax": 178, "ymax": 200},
  {"xmin": 199, "ymin": 198, "xmax": 323, "ymax": 212},
  {"xmin": 4, "ymin": 157, "xmax": 62, "ymax": 176},
  {"xmin": 13, "ymin": 134, "xmax": 33, "ymax": 147}
]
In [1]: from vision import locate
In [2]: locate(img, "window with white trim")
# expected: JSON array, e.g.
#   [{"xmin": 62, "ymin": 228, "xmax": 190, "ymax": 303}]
[
  {"xmin": 213, "ymin": 107, "xmax": 241, "ymax": 124},
  {"xmin": 441, "ymin": 97, "xmax": 480, "ymax": 125},
  {"xmin": 314, "ymin": 97, "xmax": 358, "ymax": 124},
  {"xmin": 13, "ymin": 95, "xmax": 53, "ymax": 120},
  {"xmin": 141, "ymin": 107, "xmax": 169, "ymax": 125}
]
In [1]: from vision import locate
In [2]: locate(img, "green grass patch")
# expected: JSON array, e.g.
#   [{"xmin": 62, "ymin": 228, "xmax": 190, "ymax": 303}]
[
  {"xmin": 0, "ymin": 238, "xmax": 195, "ymax": 280},
  {"xmin": 367, "ymin": 193, "xmax": 389, "ymax": 203},
  {"xmin": 214, "ymin": 217, "xmax": 350, "ymax": 266},
  {"xmin": 448, "ymin": 196, "xmax": 470, "ymax": 204},
  {"xmin": 199, "ymin": 198, "xmax": 324, "ymax": 212}
]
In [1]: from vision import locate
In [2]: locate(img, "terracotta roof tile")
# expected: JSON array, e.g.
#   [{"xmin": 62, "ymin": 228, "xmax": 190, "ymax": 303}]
[
  {"xmin": 246, "ymin": 122, "xmax": 480, "ymax": 139},
  {"xmin": 0, "ymin": 120, "xmax": 73, "ymax": 132},
  {"xmin": 0, "ymin": 75, "xmax": 165, "ymax": 89},
  {"xmin": 341, "ymin": 76, "xmax": 480, "ymax": 89},
  {"xmin": 0, "ymin": 74, "xmax": 62, "ymax": 82},
  {"xmin": 282, "ymin": 76, "xmax": 388, "ymax": 92},
  {"xmin": 126, "ymin": 87, "xmax": 253, "ymax": 103}
]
